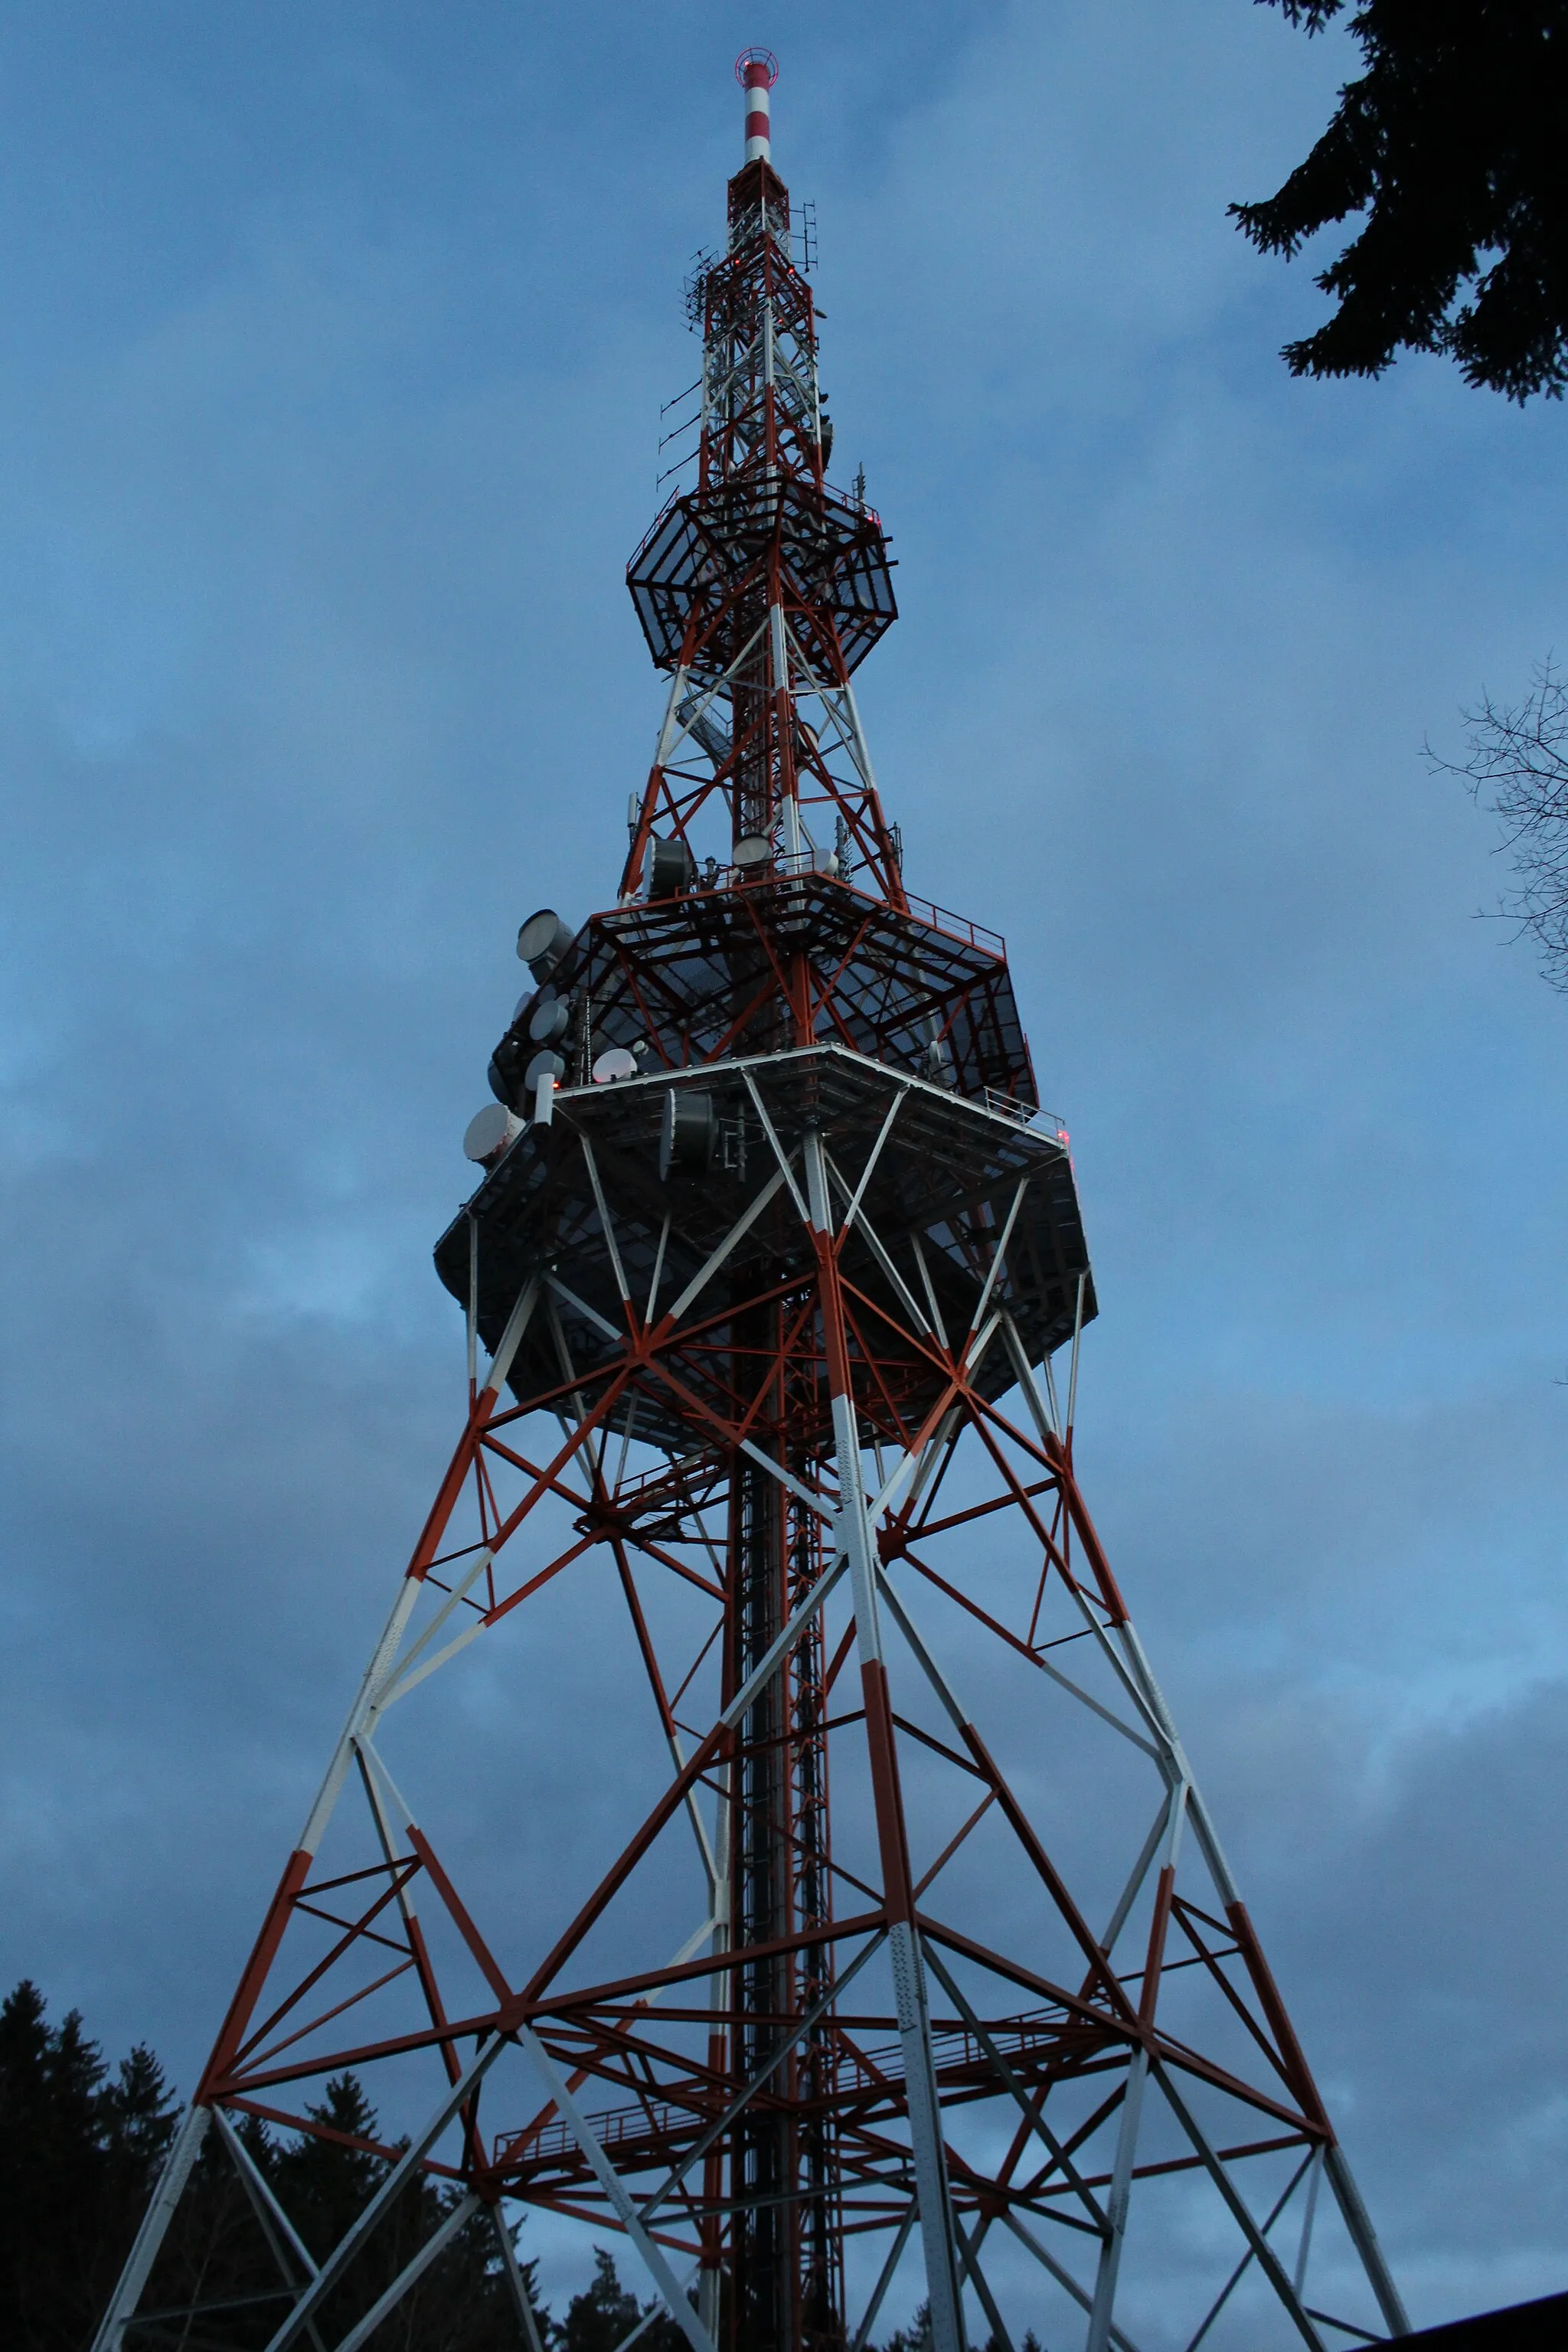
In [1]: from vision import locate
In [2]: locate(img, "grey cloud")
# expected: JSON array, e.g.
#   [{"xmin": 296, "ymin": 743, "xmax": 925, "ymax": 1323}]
[{"xmin": 2, "ymin": 1, "xmax": 1567, "ymax": 2334}]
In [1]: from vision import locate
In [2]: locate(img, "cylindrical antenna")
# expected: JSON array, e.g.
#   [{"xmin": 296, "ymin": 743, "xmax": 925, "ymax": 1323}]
[{"xmin": 735, "ymin": 47, "xmax": 779, "ymax": 163}]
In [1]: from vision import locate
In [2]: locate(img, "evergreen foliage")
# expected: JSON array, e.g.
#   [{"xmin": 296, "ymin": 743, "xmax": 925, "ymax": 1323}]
[
  {"xmin": 556, "ymin": 2247, "xmax": 681, "ymax": 2352},
  {"xmin": 0, "ymin": 1983, "xmax": 547, "ymax": 2351},
  {"xmin": 557, "ymin": 2249, "xmax": 643, "ymax": 2352},
  {"xmin": 1232, "ymin": 3, "xmax": 1568, "ymax": 400},
  {"xmin": 874, "ymin": 2309, "xmax": 928, "ymax": 2352},
  {"xmin": 130, "ymin": 2069, "xmax": 537, "ymax": 2351},
  {"xmin": 0, "ymin": 1978, "xmax": 178, "ymax": 2351}
]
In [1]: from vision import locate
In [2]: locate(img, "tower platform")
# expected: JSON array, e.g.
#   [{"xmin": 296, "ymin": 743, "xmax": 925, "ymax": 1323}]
[{"xmin": 436, "ymin": 1041, "xmax": 1093, "ymax": 1450}]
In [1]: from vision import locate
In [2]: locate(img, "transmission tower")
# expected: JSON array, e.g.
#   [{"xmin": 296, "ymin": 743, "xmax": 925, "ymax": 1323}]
[{"xmin": 96, "ymin": 54, "xmax": 1410, "ymax": 2352}]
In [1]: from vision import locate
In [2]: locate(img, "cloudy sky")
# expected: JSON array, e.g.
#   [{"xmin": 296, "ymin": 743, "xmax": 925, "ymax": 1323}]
[{"xmin": 2, "ymin": 0, "xmax": 1566, "ymax": 2337}]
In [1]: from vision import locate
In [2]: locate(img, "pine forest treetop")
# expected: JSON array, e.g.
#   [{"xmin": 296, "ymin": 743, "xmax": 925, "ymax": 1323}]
[{"xmin": 1234, "ymin": 2, "xmax": 1568, "ymax": 403}]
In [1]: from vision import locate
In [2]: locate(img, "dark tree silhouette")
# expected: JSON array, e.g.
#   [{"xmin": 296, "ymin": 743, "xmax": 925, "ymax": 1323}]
[
  {"xmin": 874, "ymin": 2308, "xmax": 929, "ymax": 2352},
  {"xmin": 558, "ymin": 2249, "xmax": 642, "ymax": 2352},
  {"xmin": 868, "ymin": 2308, "xmax": 1040, "ymax": 2352},
  {"xmin": 0, "ymin": 1982, "xmax": 549, "ymax": 2351},
  {"xmin": 556, "ymin": 2248, "xmax": 688, "ymax": 2352},
  {"xmin": 0, "ymin": 1979, "xmax": 178, "ymax": 2351},
  {"xmin": 132, "ymin": 2070, "xmax": 542, "ymax": 2351},
  {"xmin": 1233, "ymin": 3, "xmax": 1568, "ymax": 400}
]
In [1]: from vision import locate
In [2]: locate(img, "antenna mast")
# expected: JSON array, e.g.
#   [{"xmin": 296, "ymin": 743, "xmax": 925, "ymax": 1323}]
[{"xmin": 95, "ymin": 57, "xmax": 1408, "ymax": 2352}]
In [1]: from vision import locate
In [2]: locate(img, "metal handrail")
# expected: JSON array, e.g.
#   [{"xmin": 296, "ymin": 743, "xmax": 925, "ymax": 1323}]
[
  {"xmin": 632, "ymin": 855, "xmax": 1008, "ymax": 965},
  {"xmin": 901, "ymin": 890, "xmax": 1006, "ymax": 958},
  {"xmin": 492, "ymin": 2004, "xmax": 1080, "ymax": 2171},
  {"xmin": 981, "ymin": 1087, "xmax": 1068, "ymax": 1142}
]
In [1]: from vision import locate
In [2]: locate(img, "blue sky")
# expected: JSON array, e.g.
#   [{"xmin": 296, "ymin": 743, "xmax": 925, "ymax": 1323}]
[{"xmin": 2, "ymin": 1, "xmax": 1566, "ymax": 2336}]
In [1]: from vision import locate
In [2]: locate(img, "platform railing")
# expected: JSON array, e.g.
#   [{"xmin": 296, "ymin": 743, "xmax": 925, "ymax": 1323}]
[
  {"xmin": 648, "ymin": 851, "xmax": 1009, "ymax": 961},
  {"xmin": 980, "ymin": 1086, "xmax": 1067, "ymax": 1142},
  {"xmin": 491, "ymin": 2002, "xmax": 1080, "ymax": 2173}
]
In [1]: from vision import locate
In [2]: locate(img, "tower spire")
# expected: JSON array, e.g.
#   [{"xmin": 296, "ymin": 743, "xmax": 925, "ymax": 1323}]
[
  {"xmin": 623, "ymin": 57, "xmax": 904, "ymax": 915},
  {"xmin": 737, "ymin": 45, "xmax": 778, "ymax": 163}
]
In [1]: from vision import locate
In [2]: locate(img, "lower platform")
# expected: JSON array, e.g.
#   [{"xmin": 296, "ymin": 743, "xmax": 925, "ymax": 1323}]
[{"xmin": 434, "ymin": 1043, "xmax": 1094, "ymax": 1449}]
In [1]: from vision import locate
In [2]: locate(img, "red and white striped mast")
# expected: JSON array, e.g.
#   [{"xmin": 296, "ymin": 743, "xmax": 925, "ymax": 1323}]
[{"xmin": 740, "ymin": 44, "xmax": 777, "ymax": 162}]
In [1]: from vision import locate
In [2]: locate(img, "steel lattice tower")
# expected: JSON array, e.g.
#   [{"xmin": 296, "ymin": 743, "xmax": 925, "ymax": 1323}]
[{"xmin": 97, "ymin": 56, "xmax": 1411, "ymax": 2352}]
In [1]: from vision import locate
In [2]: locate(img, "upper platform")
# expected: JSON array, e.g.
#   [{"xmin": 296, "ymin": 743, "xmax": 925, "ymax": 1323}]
[
  {"xmin": 629, "ymin": 475, "xmax": 897, "ymax": 680},
  {"xmin": 487, "ymin": 868, "xmax": 1037, "ymax": 1112}
]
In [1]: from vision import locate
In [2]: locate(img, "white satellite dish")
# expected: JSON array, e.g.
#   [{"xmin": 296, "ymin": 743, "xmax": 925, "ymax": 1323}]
[{"xmin": 463, "ymin": 1104, "xmax": 524, "ymax": 1166}]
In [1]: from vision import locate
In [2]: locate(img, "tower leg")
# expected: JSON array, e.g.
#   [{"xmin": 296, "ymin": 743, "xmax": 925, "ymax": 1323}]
[
  {"xmin": 1084, "ymin": 2050, "xmax": 1148, "ymax": 2352},
  {"xmin": 493, "ymin": 2204, "xmax": 548, "ymax": 2352},
  {"xmin": 518, "ymin": 2025, "xmax": 716, "ymax": 2352},
  {"xmin": 1325, "ymin": 2146, "xmax": 1410, "ymax": 2339},
  {"xmin": 90, "ymin": 2100, "xmax": 211, "ymax": 2352},
  {"xmin": 332, "ymin": 2192, "xmax": 483, "ymax": 2352},
  {"xmin": 211, "ymin": 2106, "xmax": 322, "ymax": 2324},
  {"xmin": 804, "ymin": 1129, "xmax": 968, "ymax": 2352}
]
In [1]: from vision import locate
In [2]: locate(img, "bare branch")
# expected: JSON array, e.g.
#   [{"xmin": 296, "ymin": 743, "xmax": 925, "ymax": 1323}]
[{"xmin": 1428, "ymin": 658, "xmax": 1568, "ymax": 991}]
